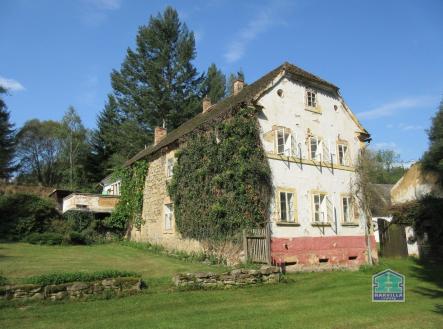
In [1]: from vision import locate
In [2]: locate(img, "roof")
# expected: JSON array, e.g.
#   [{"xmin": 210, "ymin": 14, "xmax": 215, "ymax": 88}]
[
  {"xmin": 370, "ymin": 184, "xmax": 394, "ymax": 217},
  {"xmin": 126, "ymin": 62, "xmax": 365, "ymax": 166}
]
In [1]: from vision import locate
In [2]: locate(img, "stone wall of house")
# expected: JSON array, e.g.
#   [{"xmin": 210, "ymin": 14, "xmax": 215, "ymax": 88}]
[
  {"xmin": 130, "ymin": 149, "xmax": 204, "ymax": 254},
  {"xmin": 0, "ymin": 277, "xmax": 142, "ymax": 302},
  {"xmin": 173, "ymin": 266, "xmax": 281, "ymax": 289}
]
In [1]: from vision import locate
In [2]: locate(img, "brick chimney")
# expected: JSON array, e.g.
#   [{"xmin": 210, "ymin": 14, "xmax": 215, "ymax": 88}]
[
  {"xmin": 154, "ymin": 126, "xmax": 167, "ymax": 145},
  {"xmin": 202, "ymin": 95, "xmax": 212, "ymax": 113},
  {"xmin": 233, "ymin": 78, "xmax": 244, "ymax": 95}
]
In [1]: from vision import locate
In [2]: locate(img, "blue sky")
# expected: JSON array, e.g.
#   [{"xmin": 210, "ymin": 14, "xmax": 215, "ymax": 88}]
[{"xmin": 1, "ymin": 0, "xmax": 442, "ymax": 162}]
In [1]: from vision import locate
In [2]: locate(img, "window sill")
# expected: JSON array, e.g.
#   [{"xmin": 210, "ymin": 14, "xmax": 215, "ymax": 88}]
[
  {"xmin": 341, "ymin": 222, "xmax": 359, "ymax": 227},
  {"xmin": 305, "ymin": 107, "xmax": 322, "ymax": 114},
  {"xmin": 311, "ymin": 222, "xmax": 331, "ymax": 227},
  {"xmin": 163, "ymin": 230, "xmax": 174, "ymax": 234},
  {"xmin": 276, "ymin": 222, "xmax": 300, "ymax": 227}
]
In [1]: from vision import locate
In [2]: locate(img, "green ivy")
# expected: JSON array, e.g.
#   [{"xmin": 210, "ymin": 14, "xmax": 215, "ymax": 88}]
[
  {"xmin": 107, "ymin": 160, "xmax": 148, "ymax": 233},
  {"xmin": 168, "ymin": 106, "xmax": 271, "ymax": 242}
]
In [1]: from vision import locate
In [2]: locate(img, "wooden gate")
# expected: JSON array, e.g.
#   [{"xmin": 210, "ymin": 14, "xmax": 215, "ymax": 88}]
[
  {"xmin": 378, "ymin": 219, "xmax": 408, "ymax": 258},
  {"xmin": 243, "ymin": 224, "xmax": 271, "ymax": 264}
]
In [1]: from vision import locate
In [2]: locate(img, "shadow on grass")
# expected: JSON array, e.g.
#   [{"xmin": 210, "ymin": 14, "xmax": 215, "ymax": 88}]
[{"xmin": 411, "ymin": 257, "xmax": 443, "ymax": 315}]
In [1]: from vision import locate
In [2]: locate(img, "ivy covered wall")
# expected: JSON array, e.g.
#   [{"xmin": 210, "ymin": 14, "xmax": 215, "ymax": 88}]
[
  {"xmin": 107, "ymin": 160, "xmax": 149, "ymax": 233},
  {"xmin": 168, "ymin": 106, "xmax": 272, "ymax": 242}
]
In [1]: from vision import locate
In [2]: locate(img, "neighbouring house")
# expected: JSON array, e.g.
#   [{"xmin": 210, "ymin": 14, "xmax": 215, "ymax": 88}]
[
  {"xmin": 61, "ymin": 176, "xmax": 121, "ymax": 214},
  {"xmin": 390, "ymin": 163, "xmax": 443, "ymax": 257},
  {"xmin": 48, "ymin": 189, "xmax": 74, "ymax": 212},
  {"xmin": 125, "ymin": 62, "xmax": 378, "ymax": 267}
]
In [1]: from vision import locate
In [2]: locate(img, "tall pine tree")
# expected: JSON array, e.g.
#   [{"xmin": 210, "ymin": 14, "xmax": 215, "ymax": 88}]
[
  {"xmin": 0, "ymin": 86, "xmax": 16, "ymax": 180},
  {"xmin": 111, "ymin": 6, "xmax": 203, "ymax": 139},
  {"xmin": 202, "ymin": 63, "xmax": 226, "ymax": 104},
  {"xmin": 422, "ymin": 98, "xmax": 443, "ymax": 185}
]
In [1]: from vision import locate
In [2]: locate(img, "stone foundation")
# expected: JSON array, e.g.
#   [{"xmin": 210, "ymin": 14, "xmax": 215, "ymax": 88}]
[
  {"xmin": 0, "ymin": 277, "xmax": 142, "ymax": 302},
  {"xmin": 271, "ymin": 235, "xmax": 377, "ymax": 267},
  {"xmin": 173, "ymin": 266, "xmax": 281, "ymax": 289}
]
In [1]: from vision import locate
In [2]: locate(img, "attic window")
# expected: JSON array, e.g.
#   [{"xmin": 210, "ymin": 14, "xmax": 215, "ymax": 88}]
[
  {"xmin": 334, "ymin": 105, "xmax": 338, "ymax": 112},
  {"xmin": 306, "ymin": 89, "xmax": 316, "ymax": 107},
  {"xmin": 277, "ymin": 89, "xmax": 283, "ymax": 97}
]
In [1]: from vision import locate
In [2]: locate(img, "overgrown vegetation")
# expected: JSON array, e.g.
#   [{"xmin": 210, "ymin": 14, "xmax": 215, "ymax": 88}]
[
  {"xmin": 0, "ymin": 193, "xmax": 58, "ymax": 241},
  {"xmin": 120, "ymin": 241, "xmax": 225, "ymax": 265},
  {"xmin": 391, "ymin": 195, "xmax": 443, "ymax": 257},
  {"xmin": 422, "ymin": 98, "xmax": 443, "ymax": 186},
  {"xmin": 107, "ymin": 161, "xmax": 148, "ymax": 233},
  {"xmin": 24, "ymin": 270, "xmax": 139, "ymax": 286},
  {"xmin": 168, "ymin": 106, "xmax": 271, "ymax": 242}
]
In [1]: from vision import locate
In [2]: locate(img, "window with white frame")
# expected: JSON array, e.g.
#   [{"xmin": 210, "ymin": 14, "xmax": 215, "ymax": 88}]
[
  {"xmin": 279, "ymin": 191, "xmax": 296, "ymax": 223},
  {"xmin": 306, "ymin": 89, "xmax": 317, "ymax": 107},
  {"xmin": 337, "ymin": 143, "xmax": 349, "ymax": 166},
  {"xmin": 166, "ymin": 158, "xmax": 174, "ymax": 178},
  {"xmin": 342, "ymin": 196, "xmax": 352, "ymax": 223},
  {"xmin": 309, "ymin": 136, "xmax": 322, "ymax": 161},
  {"xmin": 275, "ymin": 128, "xmax": 293, "ymax": 156},
  {"xmin": 312, "ymin": 192, "xmax": 332, "ymax": 223},
  {"xmin": 164, "ymin": 203, "xmax": 173, "ymax": 231}
]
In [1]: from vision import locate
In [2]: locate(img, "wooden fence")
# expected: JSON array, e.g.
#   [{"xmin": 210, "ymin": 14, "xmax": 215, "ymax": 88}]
[{"xmin": 243, "ymin": 224, "xmax": 271, "ymax": 264}]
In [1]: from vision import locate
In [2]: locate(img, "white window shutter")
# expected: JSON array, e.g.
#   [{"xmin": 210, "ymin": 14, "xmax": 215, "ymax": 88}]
[
  {"xmin": 322, "ymin": 138, "xmax": 330, "ymax": 163},
  {"xmin": 326, "ymin": 195, "xmax": 333, "ymax": 223},
  {"xmin": 346, "ymin": 145, "xmax": 352, "ymax": 166},
  {"xmin": 291, "ymin": 132, "xmax": 297, "ymax": 157}
]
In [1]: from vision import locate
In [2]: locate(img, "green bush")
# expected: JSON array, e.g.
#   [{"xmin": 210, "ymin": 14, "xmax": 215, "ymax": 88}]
[
  {"xmin": 25, "ymin": 270, "xmax": 139, "ymax": 285},
  {"xmin": 0, "ymin": 275, "xmax": 8, "ymax": 286},
  {"xmin": 67, "ymin": 231, "xmax": 91, "ymax": 245},
  {"xmin": 0, "ymin": 193, "xmax": 58, "ymax": 241},
  {"xmin": 26, "ymin": 232, "xmax": 64, "ymax": 245}
]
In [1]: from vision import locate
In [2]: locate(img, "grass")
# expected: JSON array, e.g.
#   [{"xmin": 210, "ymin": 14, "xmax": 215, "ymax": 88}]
[{"xmin": 1, "ymin": 243, "xmax": 442, "ymax": 328}]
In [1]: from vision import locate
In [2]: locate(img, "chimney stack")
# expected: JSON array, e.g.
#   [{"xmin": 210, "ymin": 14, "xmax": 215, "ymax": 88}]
[
  {"xmin": 202, "ymin": 95, "xmax": 212, "ymax": 113},
  {"xmin": 233, "ymin": 79, "xmax": 244, "ymax": 95},
  {"xmin": 154, "ymin": 126, "xmax": 167, "ymax": 145}
]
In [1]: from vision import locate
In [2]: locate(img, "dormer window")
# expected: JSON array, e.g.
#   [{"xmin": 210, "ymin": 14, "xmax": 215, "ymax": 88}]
[{"xmin": 306, "ymin": 89, "xmax": 317, "ymax": 108}]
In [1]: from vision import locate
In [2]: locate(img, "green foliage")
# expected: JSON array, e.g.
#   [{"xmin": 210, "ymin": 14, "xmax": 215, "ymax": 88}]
[
  {"xmin": 120, "ymin": 241, "xmax": 225, "ymax": 265},
  {"xmin": 26, "ymin": 232, "xmax": 64, "ymax": 245},
  {"xmin": 391, "ymin": 195, "xmax": 443, "ymax": 257},
  {"xmin": 202, "ymin": 63, "xmax": 226, "ymax": 103},
  {"xmin": 168, "ymin": 106, "xmax": 271, "ymax": 242},
  {"xmin": 0, "ymin": 86, "xmax": 16, "ymax": 180},
  {"xmin": 110, "ymin": 6, "xmax": 203, "ymax": 142},
  {"xmin": 107, "ymin": 161, "xmax": 148, "ymax": 232},
  {"xmin": 366, "ymin": 148, "xmax": 406, "ymax": 184},
  {"xmin": 422, "ymin": 99, "xmax": 443, "ymax": 186},
  {"xmin": 25, "ymin": 270, "xmax": 139, "ymax": 286},
  {"xmin": 0, "ymin": 275, "xmax": 8, "ymax": 286},
  {"xmin": 0, "ymin": 193, "xmax": 58, "ymax": 241}
]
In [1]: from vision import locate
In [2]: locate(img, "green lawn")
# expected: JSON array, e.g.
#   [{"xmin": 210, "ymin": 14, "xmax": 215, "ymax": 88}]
[{"xmin": 1, "ymin": 243, "xmax": 442, "ymax": 329}]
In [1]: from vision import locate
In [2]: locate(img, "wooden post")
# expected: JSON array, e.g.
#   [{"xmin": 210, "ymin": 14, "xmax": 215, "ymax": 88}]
[
  {"xmin": 243, "ymin": 229, "xmax": 248, "ymax": 263},
  {"xmin": 266, "ymin": 223, "xmax": 272, "ymax": 265}
]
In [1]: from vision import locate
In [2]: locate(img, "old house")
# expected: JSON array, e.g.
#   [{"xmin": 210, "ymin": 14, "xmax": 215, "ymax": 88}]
[{"xmin": 126, "ymin": 62, "xmax": 377, "ymax": 267}]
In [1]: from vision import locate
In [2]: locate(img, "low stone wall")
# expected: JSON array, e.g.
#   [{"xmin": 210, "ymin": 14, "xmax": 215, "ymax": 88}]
[
  {"xmin": 0, "ymin": 277, "xmax": 142, "ymax": 301},
  {"xmin": 173, "ymin": 266, "xmax": 281, "ymax": 289}
]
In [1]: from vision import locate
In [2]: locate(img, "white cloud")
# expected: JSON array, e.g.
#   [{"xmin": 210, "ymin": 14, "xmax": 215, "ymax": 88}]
[
  {"xmin": 386, "ymin": 122, "xmax": 425, "ymax": 131},
  {"xmin": 0, "ymin": 76, "xmax": 25, "ymax": 92},
  {"xmin": 224, "ymin": 1, "xmax": 292, "ymax": 63},
  {"xmin": 358, "ymin": 96, "xmax": 437, "ymax": 120},
  {"xmin": 81, "ymin": 0, "xmax": 121, "ymax": 26}
]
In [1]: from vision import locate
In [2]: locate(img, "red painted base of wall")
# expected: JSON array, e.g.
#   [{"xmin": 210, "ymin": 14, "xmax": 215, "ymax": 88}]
[{"xmin": 271, "ymin": 235, "xmax": 377, "ymax": 266}]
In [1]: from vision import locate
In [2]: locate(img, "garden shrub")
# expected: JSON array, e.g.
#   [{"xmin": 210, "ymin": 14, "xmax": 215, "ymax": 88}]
[
  {"xmin": 0, "ymin": 194, "xmax": 58, "ymax": 241},
  {"xmin": 0, "ymin": 275, "xmax": 8, "ymax": 286},
  {"xmin": 26, "ymin": 232, "xmax": 64, "ymax": 245},
  {"xmin": 66, "ymin": 231, "xmax": 91, "ymax": 245},
  {"xmin": 25, "ymin": 270, "xmax": 139, "ymax": 285},
  {"xmin": 391, "ymin": 195, "xmax": 443, "ymax": 257},
  {"xmin": 168, "ymin": 106, "xmax": 272, "ymax": 242}
]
